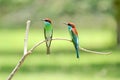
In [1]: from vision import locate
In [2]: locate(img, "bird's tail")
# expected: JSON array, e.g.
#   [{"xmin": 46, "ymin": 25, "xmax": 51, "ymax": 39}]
[
  {"xmin": 47, "ymin": 46, "xmax": 50, "ymax": 54},
  {"xmin": 75, "ymin": 47, "xmax": 79, "ymax": 58},
  {"xmin": 46, "ymin": 39, "xmax": 52, "ymax": 54}
]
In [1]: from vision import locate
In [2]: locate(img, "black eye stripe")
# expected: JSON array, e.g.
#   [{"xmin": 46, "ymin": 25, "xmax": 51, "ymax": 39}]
[
  {"xmin": 45, "ymin": 20, "xmax": 51, "ymax": 23},
  {"xmin": 68, "ymin": 24, "xmax": 73, "ymax": 27},
  {"xmin": 68, "ymin": 24, "xmax": 71, "ymax": 26}
]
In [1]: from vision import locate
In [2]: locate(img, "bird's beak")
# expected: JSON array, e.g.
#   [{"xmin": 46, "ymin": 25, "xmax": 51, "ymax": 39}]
[
  {"xmin": 63, "ymin": 22, "xmax": 68, "ymax": 25},
  {"xmin": 41, "ymin": 19, "xmax": 45, "ymax": 21}
]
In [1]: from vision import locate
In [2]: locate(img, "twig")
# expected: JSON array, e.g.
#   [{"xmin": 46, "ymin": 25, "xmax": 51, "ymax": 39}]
[
  {"xmin": 79, "ymin": 47, "xmax": 111, "ymax": 55},
  {"xmin": 7, "ymin": 38, "xmax": 111, "ymax": 80},
  {"xmin": 7, "ymin": 53, "xmax": 29, "ymax": 80},
  {"xmin": 7, "ymin": 19, "xmax": 112, "ymax": 80},
  {"xmin": 29, "ymin": 40, "xmax": 46, "ymax": 53},
  {"xmin": 7, "ymin": 20, "xmax": 31, "ymax": 80},
  {"xmin": 29, "ymin": 38, "xmax": 111, "ymax": 55},
  {"xmin": 24, "ymin": 20, "xmax": 31, "ymax": 55}
]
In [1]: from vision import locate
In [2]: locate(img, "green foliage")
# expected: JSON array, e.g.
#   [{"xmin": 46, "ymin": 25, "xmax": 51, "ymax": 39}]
[
  {"xmin": 0, "ymin": 0, "xmax": 112, "ymax": 27},
  {"xmin": 1, "ymin": 49, "xmax": 120, "ymax": 80},
  {"xmin": 61, "ymin": 0, "xmax": 77, "ymax": 16},
  {"xmin": 0, "ymin": 0, "xmax": 33, "ymax": 16}
]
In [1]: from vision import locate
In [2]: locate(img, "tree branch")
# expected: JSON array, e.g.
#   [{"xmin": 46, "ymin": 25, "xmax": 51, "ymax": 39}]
[
  {"xmin": 7, "ymin": 20, "xmax": 112, "ymax": 80},
  {"xmin": 7, "ymin": 37, "xmax": 111, "ymax": 80},
  {"xmin": 7, "ymin": 54, "xmax": 29, "ymax": 80},
  {"xmin": 7, "ymin": 20, "xmax": 31, "ymax": 80},
  {"xmin": 52, "ymin": 38, "xmax": 111, "ymax": 55},
  {"xmin": 29, "ymin": 38, "xmax": 111, "ymax": 55},
  {"xmin": 79, "ymin": 47, "xmax": 111, "ymax": 55},
  {"xmin": 24, "ymin": 20, "xmax": 31, "ymax": 55}
]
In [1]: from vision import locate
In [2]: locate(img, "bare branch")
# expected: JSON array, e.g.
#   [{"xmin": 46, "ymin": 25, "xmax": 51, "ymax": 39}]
[
  {"xmin": 7, "ymin": 20, "xmax": 111, "ymax": 80},
  {"xmin": 52, "ymin": 38, "xmax": 72, "ymax": 42},
  {"xmin": 79, "ymin": 47, "xmax": 112, "ymax": 55},
  {"xmin": 52, "ymin": 38, "xmax": 111, "ymax": 55},
  {"xmin": 7, "ymin": 53, "xmax": 29, "ymax": 80},
  {"xmin": 29, "ymin": 40, "xmax": 46, "ymax": 53},
  {"xmin": 7, "ymin": 20, "xmax": 31, "ymax": 80},
  {"xmin": 24, "ymin": 20, "xmax": 31, "ymax": 55},
  {"xmin": 29, "ymin": 38, "xmax": 111, "ymax": 55},
  {"xmin": 7, "ymin": 37, "xmax": 111, "ymax": 80}
]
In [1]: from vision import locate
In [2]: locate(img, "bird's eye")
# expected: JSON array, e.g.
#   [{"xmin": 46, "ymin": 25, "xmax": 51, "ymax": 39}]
[
  {"xmin": 68, "ymin": 24, "xmax": 71, "ymax": 26},
  {"xmin": 45, "ymin": 20, "xmax": 48, "ymax": 22},
  {"xmin": 45, "ymin": 20, "xmax": 51, "ymax": 23}
]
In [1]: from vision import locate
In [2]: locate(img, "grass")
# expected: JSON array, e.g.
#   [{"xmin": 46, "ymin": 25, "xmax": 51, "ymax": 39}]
[
  {"xmin": 0, "ymin": 29, "xmax": 119, "ymax": 80},
  {"xmin": 1, "ymin": 53, "xmax": 120, "ymax": 80},
  {"xmin": 2, "ymin": 72, "xmax": 120, "ymax": 80}
]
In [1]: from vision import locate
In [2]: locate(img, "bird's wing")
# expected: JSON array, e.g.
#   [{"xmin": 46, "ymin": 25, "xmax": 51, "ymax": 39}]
[
  {"xmin": 72, "ymin": 28, "xmax": 78, "ymax": 35},
  {"xmin": 51, "ymin": 29, "xmax": 53, "ymax": 39},
  {"xmin": 71, "ymin": 29, "xmax": 79, "ymax": 45},
  {"xmin": 44, "ymin": 28, "xmax": 47, "ymax": 39}
]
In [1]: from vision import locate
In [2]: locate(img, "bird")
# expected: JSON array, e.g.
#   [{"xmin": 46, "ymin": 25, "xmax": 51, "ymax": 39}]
[
  {"xmin": 64, "ymin": 22, "xmax": 79, "ymax": 58},
  {"xmin": 42, "ymin": 18, "xmax": 53, "ymax": 54}
]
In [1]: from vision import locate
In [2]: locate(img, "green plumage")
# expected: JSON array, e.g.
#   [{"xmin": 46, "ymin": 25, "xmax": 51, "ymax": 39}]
[
  {"xmin": 68, "ymin": 24, "xmax": 79, "ymax": 58},
  {"xmin": 71, "ymin": 32, "xmax": 79, "ymax": 58},
  {"xmin": 44, "ymin": 21, "xmax": 53, "ymax": 54}
]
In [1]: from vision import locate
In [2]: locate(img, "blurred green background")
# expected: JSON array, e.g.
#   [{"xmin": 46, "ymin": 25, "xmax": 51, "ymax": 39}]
[{"xmin": 0, "ymin": 0, "xmax": 120, "ymax": 80}]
